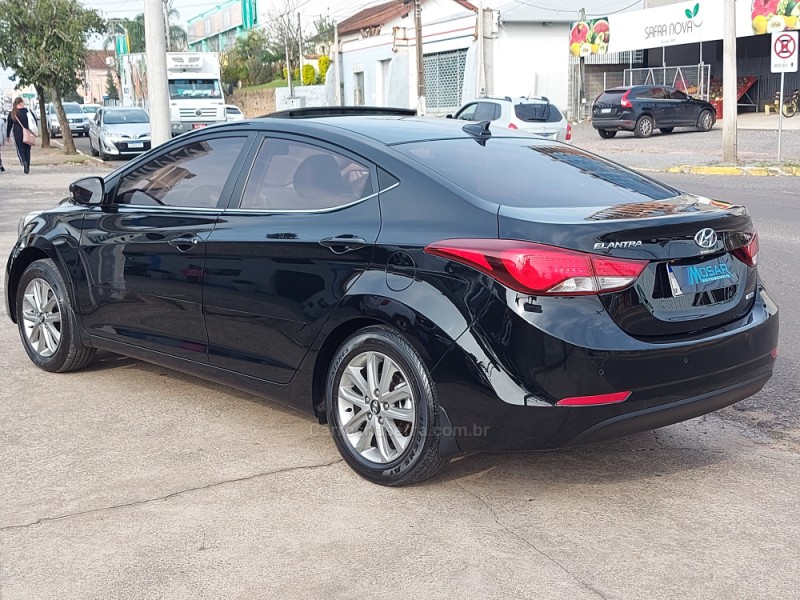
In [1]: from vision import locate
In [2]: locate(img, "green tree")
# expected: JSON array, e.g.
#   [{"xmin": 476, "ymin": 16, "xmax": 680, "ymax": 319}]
[
  {"xmin": 106, "ymin": 69, "xmax": 119, "ymax": 100},
  {"xmin": 0, "ymin": 0, "xmax": 105, "ymax": 153},
  {"xmin": 301, "ymin": 64, "xmax": 316, "ymax": 86},
  {"xmin": 221, "ymin": 30, "xmax": 279, "ymax": 89},
  {"xmin": 104, "ymin": 9, "xmax": 187, "ymax": 54},
  {"xmin": 311, "ymin": 14, "xmax": 335, "ymax": 56},
  {"xmin": 318, "ymin": 55, "xmax": 331, "ymax": 83}
]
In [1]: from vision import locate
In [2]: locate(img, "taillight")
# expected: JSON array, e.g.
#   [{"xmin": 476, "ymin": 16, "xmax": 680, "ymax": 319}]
[
  {"xmin": 556, "ymin": 391, "xmax": 631, "ymax": 406},
  {"xmin": 508, "ymin": 122, "xmax": 518, "ymax": 129},
  {"xmin": 732, "ymin": 231, "xmax": 759, "ymax": 267},
  {"xmin": 424, "ymin": 239, "xmax": 648, "ymax": 296},
  {"xmin": 566, "ymin": 122, "xmax": 572, "ymax": 141},
  {"xmin": 620, "ymin": 90, "xmax": 632, "ymax": 109}
]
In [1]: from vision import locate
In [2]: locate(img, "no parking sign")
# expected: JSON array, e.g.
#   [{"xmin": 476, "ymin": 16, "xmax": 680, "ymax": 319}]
[{"xmin": 772, "ymin": 31, "xmax": 798, "ymax": 73}]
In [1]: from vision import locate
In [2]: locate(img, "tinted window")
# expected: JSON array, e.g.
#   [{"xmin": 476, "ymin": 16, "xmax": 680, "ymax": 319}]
[
  {"xmin": 669, "ymin": 89, "xmax": 688, "ymax": 100},
  {"xmin": 240, "ymin": 138, "xmax": 373, "ymax": 211},
  {"xmin": 596, "ymin": 90, "xmax": 626, "ymax": 104},
  {"xmin": 104, "ymin": 110, "xmax": 149, "ymax": 124},
  {"xmin": 635, "ymin": 87, "xmax": 667, "ymax": 100},
  {"xmin": 226, "ymin": 106, "xmax": 242, "ymax": 115},
  {"xmin": 515, "ymin": 103, "xmax": 562, "ymax": 123},
  {"xmin": 116, "ymin": 136, "xmax": 247, "ymax": 208},
  {"xmin": 394, "ymin": 138, "xmax": 677, "ymax": 208},
  {"xmin": 474, "ymin": 102, "xmax": 500, "ymax": 121}
]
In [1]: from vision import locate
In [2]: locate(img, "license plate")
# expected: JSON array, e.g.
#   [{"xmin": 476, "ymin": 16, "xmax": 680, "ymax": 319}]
[
  {"xmin": 667, "ymin": 256, "xmax": 738, "ymax": 296},
  {"xmin": 192, "ymin": 123, "xmax": 207, "ymax": 129},
  {"xmin": 601, "ymin": 108, "xmax": 611, "ymax": 113},
  {"xmin": 128, "ymin": 142, "xmax": 143, "ymax": 149}
]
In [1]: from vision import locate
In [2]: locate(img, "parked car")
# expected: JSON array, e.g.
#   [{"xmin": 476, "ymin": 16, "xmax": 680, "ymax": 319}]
[
  {"xmin": 5, "ymin": 107, "xmax": 777, "ymax": 486},
  {"xmin": 450, "ymin": 96, "xmax": 571, "ymax": 142},
  {"xmin": 88, "ymin": 107, "xmax": 151, "ymax": 161},
  {"xmin": 592, "ymin": 85, "xmax": 716, "ymax": 138},
  {"xmin": 225, "ymin": 104, "xmax": 245, "ymax": 121},
  {"xmin": 82, "ymin": 103, "xmax": 102, "ymax": 115},
  {"xmin": 45, "ymin": 103, "xmax": 60, "ymax": 138}
]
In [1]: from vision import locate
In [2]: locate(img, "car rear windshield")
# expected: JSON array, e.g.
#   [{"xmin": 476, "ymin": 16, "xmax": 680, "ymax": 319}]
[
  {"xmin": 514, "ymin": 103, "xmax": 562, "ymax": 123},
  {"xmin": 105, "ymin": 110, "xmax": 149, "ymax": 124},
  {"xmin": 393, "ymin": 137, "xmax": 677, "ymax": 208},
  {"xmin": 596, "ymin": 90, "xmax": 627, "ymax": 104}
]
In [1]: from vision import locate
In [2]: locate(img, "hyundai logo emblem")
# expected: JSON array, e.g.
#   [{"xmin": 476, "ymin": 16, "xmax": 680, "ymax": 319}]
[{"xmin": 694, "ymin": 228, "xmax": 718, "ymax": 249}]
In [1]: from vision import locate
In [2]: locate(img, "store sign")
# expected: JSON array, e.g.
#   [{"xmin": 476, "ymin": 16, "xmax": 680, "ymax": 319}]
[{"xmin": 569, "ymin": 0, "xmax": 764, "ymax": 55}]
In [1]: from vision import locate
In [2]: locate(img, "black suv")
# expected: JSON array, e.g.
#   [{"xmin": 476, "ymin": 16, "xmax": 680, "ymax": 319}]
[{"xmin": 592, "ymin": 85, "xmax": 716, "ymax": 139}]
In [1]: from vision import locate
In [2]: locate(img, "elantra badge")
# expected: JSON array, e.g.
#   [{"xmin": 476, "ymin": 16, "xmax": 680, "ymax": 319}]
[
  {"xmin": 694, "ymin": 228, "xmax": 718, "ymax": 249},
  {"xmin": 593, "ymin": 240, "xmax": 642, "ymax": 250}
]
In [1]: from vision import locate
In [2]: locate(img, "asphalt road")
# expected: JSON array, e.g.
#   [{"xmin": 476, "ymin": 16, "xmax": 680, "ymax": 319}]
[{"xmin": 0, "ymin": 166, "xmax": 798, "ymax": 599}]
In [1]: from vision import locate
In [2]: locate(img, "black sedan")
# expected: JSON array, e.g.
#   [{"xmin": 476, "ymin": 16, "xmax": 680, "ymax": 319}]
[
  {"xmin": 592, "ymin": 85, "xmax": 717, "ymax": 138},
  {"xmin": 5, "ymin": 108, "xmax": 777, "ymax": 485}
]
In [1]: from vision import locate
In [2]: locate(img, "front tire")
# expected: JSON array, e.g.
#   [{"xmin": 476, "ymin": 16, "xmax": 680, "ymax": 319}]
[
  {"xmin": 597, "ymin": 128, "xmax": 617, "ymax": 139},
  {"xmin": 697, "ymin": 109, "xmax": 715, "ymax": 132},
  {"xmin": 89, "ymin": 138, "xmax": 99, "ymax": 157},
  {"xmin": 326, "ymin": 326, "xmax": 448, "ymax": 486},
  {"xmin": 634, "ymin": 115, "xmax": 654, "ymax": 138},
  {"xmin": 16, "ymin": 259, "xmax": 96, "ymax": 372}
]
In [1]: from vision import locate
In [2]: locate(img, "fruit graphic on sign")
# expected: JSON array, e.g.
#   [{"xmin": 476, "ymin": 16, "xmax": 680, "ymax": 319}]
[
  {"xmin": 752, "ymin": 0, "xmax": 798, "ymax": 33},
  {"xmin": 568, "ymin": 17, "xmax": 610, "ymax": 56}
]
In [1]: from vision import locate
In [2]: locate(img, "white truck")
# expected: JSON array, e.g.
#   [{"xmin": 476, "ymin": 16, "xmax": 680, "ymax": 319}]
[{"xmin": 119, "ymin": 52, "xmax": 226, "ymax": 136}]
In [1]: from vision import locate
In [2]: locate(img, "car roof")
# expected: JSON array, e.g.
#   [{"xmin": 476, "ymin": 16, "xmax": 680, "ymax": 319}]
[{"xmin": 254, "ymin": 114, "xmax": 543, "ymax": 145}]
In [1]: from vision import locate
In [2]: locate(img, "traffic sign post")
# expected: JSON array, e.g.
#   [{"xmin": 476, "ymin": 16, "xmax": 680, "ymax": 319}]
[{"xmin": 772, "ymin": 31, "xmax": 799, "ymax": 162}]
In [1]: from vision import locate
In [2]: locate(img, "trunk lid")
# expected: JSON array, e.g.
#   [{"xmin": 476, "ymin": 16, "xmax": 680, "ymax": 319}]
[
  {"xmin": 498, "ymin": 195, "xmax": 758, "ymax": 337},
  {"xmin": 592, "ymin": 89, "xmax": 627, "ymax": 119}
]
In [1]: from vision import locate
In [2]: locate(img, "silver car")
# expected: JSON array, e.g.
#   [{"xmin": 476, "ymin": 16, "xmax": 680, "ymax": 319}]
[
  {"xmin": 450, "ymin": 96, "xmax": 572, "ymax": 143},
  {"xmin": 89, "ymin": 107, "xmax": 151, "ymax": 161},
  {"xmin": 63, "ymin": 102, "xmax": 91, "ymax": 137}
]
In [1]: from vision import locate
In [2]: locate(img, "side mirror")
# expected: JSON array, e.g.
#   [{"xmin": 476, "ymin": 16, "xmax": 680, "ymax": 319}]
[
  {"xmin": 70, "ymin": 176, "xmax": 105, "ymax": 205},
  {"xmin": 446, "ymin": 114, "xmax": 454, "ymax": 119}
]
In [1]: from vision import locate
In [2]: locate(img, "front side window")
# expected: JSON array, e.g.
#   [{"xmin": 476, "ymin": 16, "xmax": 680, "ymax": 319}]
[
  {"xmin": 474, "ymin": 102, "xmax": 499, "ymax": 121},
  {"xmin": 116, "ymin": 136, "xmax": 247, "ymax": 208},
  {"xmin": 670, "ymin": 89, "xmax": 688, "ymax": 101},
  {"xmin": 168, "ymin": 78, "xmax": 222, "ymax": 99},
  {"xmin": 455, "ymin": 103, "xmax": 478, "ymax": 120},
  {"xmin": 240, "ymin": 138, "xmax": 373, "ymax": 211}
]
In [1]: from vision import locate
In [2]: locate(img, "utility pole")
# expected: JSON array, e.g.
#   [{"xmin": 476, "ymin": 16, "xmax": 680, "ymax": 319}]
[
  {"xmin": 298, "ymin": 12, "xmax": 303, "ymax": 78},
  {"xmin": 144, "ymin": 0, "xmax": 171, "ymax": 145},
  {"xmin": 477, "ymin": 0, "xmax": 485, "ymax": 97},
  {"xmin": 334, "ymin": 22, "xmax": 341, "ymax": 105},
  {"xmin": 414, "ymin": 0, "xmax": 425, "ymax": 115},
  {"xmin": 285, "ymin": 16, "xmax": 294, "ymax": 96},
  {"xmin": 722, "ymin": 0, "xmax": 737, "ymax": 162},
  {"xmin": 578, "ymin": 7, "xmax": 586, "ymax": 120}
]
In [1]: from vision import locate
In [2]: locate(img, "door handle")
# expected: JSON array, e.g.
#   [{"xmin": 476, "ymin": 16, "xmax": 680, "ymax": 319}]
[
  {"xmin": 319, "ymin": 235, "xmax": 367, "ymax": 254},
  {"xmin": 168, "ymin": 233, "xmax": 202, "ymax": 251}
]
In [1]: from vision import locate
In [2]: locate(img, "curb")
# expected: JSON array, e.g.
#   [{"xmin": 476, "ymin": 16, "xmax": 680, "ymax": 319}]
[{"xmin": 665, "ymin": 165, "xmax": 800, "ymax": 176}]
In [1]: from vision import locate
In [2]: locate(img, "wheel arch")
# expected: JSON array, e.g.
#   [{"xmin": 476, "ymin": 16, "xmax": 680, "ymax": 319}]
[{"xmin": 6, "ymin": 245, "xmax": 54, "ymax": 323}]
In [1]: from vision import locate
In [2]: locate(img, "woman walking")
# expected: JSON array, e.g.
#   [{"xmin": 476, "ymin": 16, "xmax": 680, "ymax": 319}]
[{"xmin": 5, "ymin": 97, "xmax": 34, "ymax": 174}]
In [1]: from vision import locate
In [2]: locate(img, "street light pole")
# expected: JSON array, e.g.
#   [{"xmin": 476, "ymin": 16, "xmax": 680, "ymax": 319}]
[
  {"xmin": 144, "ymin": 0, "xmax": 171, "ymax": 145},
  {"xmin": 722, "ymin": 0, "xmax": 737, "ymax": 162},
  {"xmin": 414, "ymin": 0, "xmax": 425, "ymax": 115}
]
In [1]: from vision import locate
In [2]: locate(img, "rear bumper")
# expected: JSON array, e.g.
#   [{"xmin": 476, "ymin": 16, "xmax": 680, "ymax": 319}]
[
  {"xmin": 592, "ymin": 118, "xmax": 635, "ymax": 131},
  {"xmin": 432, "ymin": 285, "xmax": 779, "ymax": 452}
]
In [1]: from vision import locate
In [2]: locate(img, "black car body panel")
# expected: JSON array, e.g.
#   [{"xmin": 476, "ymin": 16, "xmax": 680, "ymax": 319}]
[
  {"xmin": 592, "ymin": 85, "xmax": 716, "ymax": 134},
  {"xmin": 5, "ymin": 116, "xmax": 778, "ymax": 459}
]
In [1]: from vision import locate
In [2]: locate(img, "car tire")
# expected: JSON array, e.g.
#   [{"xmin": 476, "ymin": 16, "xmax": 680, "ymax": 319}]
[
  {"xmin": 697, "ymin": 110, "xmax": 715, "ymax": 132},
  {"xmin": 99, "ymin": 147, "xmax": 109, "ymax": 161},
  {"xmin": 15, "ymin": 259, "xmax": 96, "ymax": 373},
  {"xmin": 89, "ymin": 138, "xmax": 99, "ymax": 157},
  {"xmin": 660, "ymin": 127, "xmax": 675, "ymax": 134},
  {"xmin": 634, "ymin": 115, "xmax": 654, "ymax": 138},
  {"xmin": 597, "ymin": 128, "xmax": 617, "ymax": 139},
  {"xmin": 326, "ymin": 325, "xmax": 449, "ymax": 486}
]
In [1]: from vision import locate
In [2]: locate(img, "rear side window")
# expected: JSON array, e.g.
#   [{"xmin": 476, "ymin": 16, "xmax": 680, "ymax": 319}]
[
  {"xmin": 596, "ymin": 90, "xmax": 626, "ymax": 104},
  {"xmin": 394, "ymin": 138, "xmax": 677, "ymax": 208},
  {"xmin": 635, "ymin": 87, "xmax": 667, "ymax": 100},
  {"xmin": 515, "ymin": 103, "xmax": 562, "ymax": 123}
]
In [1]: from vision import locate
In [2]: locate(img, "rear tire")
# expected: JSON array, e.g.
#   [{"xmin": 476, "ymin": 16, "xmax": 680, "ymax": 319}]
[
  {"xmin": 634, "ymin": 115, "xmax": 654, "ymax": 138},
  {"xmin": 326, "ymin": 326, "xmax": 449, "ymax": 486},
  {"xmin": 659, "ymin": 127, "xmax": 674, "ymax": 134},
  {"xmin": 782, "ymin": 102, "xmax": 797, "ymax": 118},
  {"xmin": 597, "ymin": 128, "xmax": 617, "ymax": 139},
  {"xmin": 15, "ymin": 259, "xmax": 96, "ymax": 373},
  {"xmin": 697, "ymin": 110, "xmax": 714, "ymax": 132}
]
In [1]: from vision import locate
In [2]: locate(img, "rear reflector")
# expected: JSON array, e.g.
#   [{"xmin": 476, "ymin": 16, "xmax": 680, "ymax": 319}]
[
  {"xmin": 566, "ymin": 122, "xmax": 572, "ymax": 141},
  {"xmin": 771, "ymin": 347, "xmax": 778, "ymax": 359},
  {"xmin": 424, "ymin": 239, "xmax": 648, "ymax": 296},
  {"xmin": 508, "ymin": 122, "xmax": 518, "ymax": 130},
  {"xmin": 556, "ymin": 391, "xmax": 631, "ymax": 406}
]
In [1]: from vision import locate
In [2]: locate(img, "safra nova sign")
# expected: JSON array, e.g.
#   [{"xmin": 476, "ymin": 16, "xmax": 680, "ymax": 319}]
[{"xmin": 568, "ymin": 0, "xmax": 761, "ymax": 56}]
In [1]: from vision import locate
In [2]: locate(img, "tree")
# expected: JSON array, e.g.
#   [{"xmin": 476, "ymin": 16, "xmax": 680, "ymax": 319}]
[
  {"xmin": 106, "ymin": 69, "xmax": 119, "ymax": 100},
  {"xmin": 264, "ymin": 1, "xmax": 304, "ymax": 78},
  {"xmin": 104, "ymin": 9, "xmax": 187, "ymax": 54},
  {"xmin": 221, "ymin": 29, "xmax": 280, "ymax": 89},
  {"xmin": 310, "ymin": 14, "xmax": 335, "ymax": 56},
  {"xmin": 0, "ymin": 0, "xmax": 105, "ymax": 153}
]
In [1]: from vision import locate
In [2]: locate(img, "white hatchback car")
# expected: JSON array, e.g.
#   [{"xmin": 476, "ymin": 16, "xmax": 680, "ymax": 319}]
[
  {"xmin": 450, "ymin": 96, "xmax": 572, "ymax": 143},
  {"xmin": 225, "ymin": 104, "xmax": 245, "ymax": 121}
]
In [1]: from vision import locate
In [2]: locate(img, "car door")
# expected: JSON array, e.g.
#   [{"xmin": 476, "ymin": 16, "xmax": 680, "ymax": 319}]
[
  {"xmin": 645, "ymin": 87, "xmax": 674, "ymax": 127},
  {"xmin": 78, "ymin": 132, "xmax": 253, "ymax": 361},
  {"xmin": 668, "ymin": 88, "xmax": 693, "ymax": 125},
  {"xmin": 202, "ymin": 134, "xmax": 382, "ymax": 383}
]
